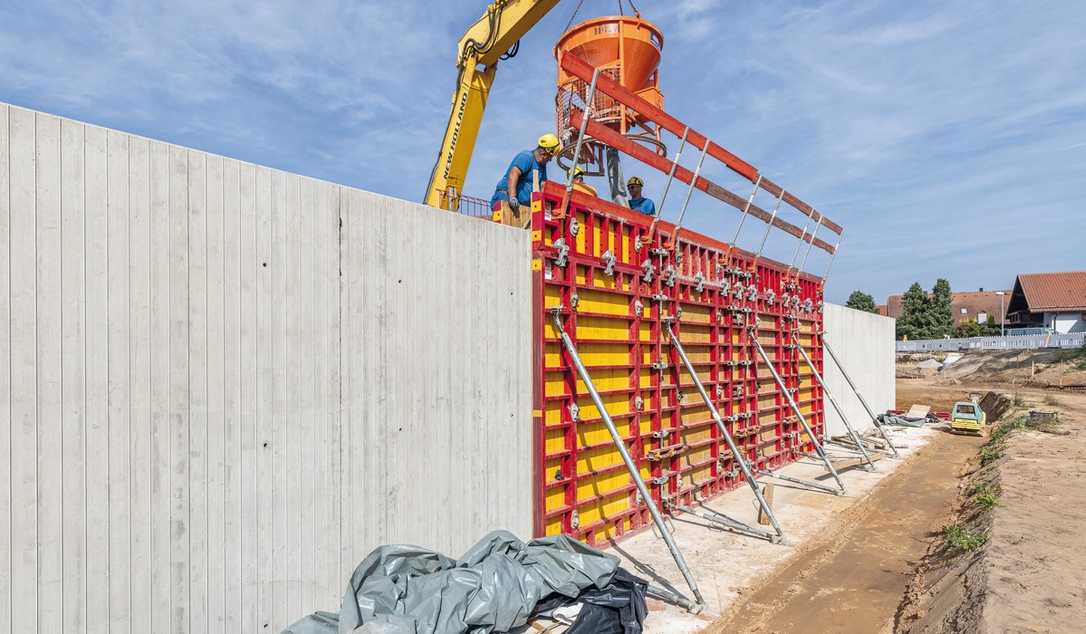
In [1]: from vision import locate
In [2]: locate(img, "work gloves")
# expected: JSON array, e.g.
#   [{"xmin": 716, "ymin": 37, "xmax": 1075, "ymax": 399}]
[{"xmin": 508, "ymin": 196, "xmax": 520, "ymax": 212}]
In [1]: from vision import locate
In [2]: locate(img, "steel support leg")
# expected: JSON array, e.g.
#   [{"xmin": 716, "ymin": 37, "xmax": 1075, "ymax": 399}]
[
  {"xmin": 664, "ymin": 321, "xmax": 783, "ymax": 542},
  {"xmin": 792, "ymin": 334, "xmax": 876, "ymax": 471},
  {"xmin": 748, "ymin": 328, "xmax": 847, "ymax": 495},
  {"xmin": 822, "ymin": 338, "xmax": 900, "ymax": 457},
  {"xmin": 551, "ymin": 311, "xmax": 704, "ymax": 612}
]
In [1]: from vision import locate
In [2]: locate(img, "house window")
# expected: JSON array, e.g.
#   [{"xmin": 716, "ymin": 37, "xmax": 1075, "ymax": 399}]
[
  {"xmin": 960, "ymin": 308, "xmax": 967, "ymax": 314},
  {"xmin": 978, "ymin": 312, "xmax": 988, "ymax": 323}
]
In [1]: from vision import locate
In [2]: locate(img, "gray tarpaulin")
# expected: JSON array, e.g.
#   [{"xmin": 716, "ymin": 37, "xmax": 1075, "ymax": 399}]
[{"xmin": 284, "ymin": 530, "xmax": 620, "ymax": 634}]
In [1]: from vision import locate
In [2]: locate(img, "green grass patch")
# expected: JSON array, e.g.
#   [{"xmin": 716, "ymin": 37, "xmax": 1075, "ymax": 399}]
[
  {"xmin": 943, "ymin": 523, "xmax": 989, "ymax": 551},
  {"xmin": 980, "ymin": 445, "xmax": 1003, "ymax": 465},
  {"xmin": 974, "ymin": 489, "xmax": 999, "ymax": 510}
]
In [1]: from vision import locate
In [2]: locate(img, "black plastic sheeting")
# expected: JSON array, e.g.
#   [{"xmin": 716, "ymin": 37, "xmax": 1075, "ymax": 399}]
[{"xmin": 283, "ymin": 530, "xmax": 648, "ymax": 634}]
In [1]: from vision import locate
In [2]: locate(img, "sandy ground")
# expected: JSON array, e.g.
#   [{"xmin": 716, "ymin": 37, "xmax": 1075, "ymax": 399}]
[
  {"xmin": 980, "ymin": 391, "xmax": 1086, "ymax": 631},
  {"xmin": 893, "ymin": 381, "xmax": 1086, "ymax": 634},
  {"xmin": 705, "ymin": 424, "xmax": 982, "ymax": 633},
  {"xmin": 594, "ymin": 426, "xmax": 937, "ymax": 633}
]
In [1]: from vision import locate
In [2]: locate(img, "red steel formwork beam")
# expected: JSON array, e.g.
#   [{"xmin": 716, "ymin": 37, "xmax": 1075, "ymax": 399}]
[
  {"xmin": 559, "ymin": 52, "xmax": 844, "ymax": 236},
  {"xmin": 567, "ymin": 110, "xmax": 837, "ymax": 255}
]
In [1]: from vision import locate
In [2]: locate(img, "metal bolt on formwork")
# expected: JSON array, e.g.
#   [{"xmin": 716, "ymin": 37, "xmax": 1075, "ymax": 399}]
[
  {"xmin": 569, "ymin": 216, "xmax": 580, "ymax": 237},
  {"xmin": 570, "ymin": 292, "xmax": 579, "ymax": 311}
]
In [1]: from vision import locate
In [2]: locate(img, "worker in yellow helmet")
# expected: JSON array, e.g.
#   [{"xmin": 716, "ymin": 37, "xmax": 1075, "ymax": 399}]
[
  {"xmin": 490, "ymin": 134, "xmax": 562, "ymax": 214},
  {"xmin": 570, "ymin": 166, "xmax": 598, "ymax": 197},
  {"xmin": 627, "ymin": 176, "xmax": 656, "ymax": 216}
]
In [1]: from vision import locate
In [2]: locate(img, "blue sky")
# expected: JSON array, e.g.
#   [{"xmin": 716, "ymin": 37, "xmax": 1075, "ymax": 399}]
[{"xmin": 2, "ymin": 0, "xmax": 1083, "ymax": 303}]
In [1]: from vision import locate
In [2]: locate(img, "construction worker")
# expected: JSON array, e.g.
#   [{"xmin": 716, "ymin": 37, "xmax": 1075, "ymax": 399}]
[
  {"xmin": 626, "ymin": 176, "xmax": 656, "ymax": 216},
  {"xmin": 571, "ymin": 166, "xmax": 598, "ymax": 197},
  {"xmin": 490, "ymin": 134, "xmax": 562, "ymax": 223}
]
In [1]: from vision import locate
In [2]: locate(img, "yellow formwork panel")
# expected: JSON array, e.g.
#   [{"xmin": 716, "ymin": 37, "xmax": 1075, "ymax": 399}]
[
  {"xmin": 678, "ymin": 367, "xmax": 712, "ymax": 384},
  {"xmin": 680, "ymin": 465, "xmax": 713, "ymax": 490},
  {"xmin": 799, "ymin": 376, "xmax": 814, "ymax": 388},
  {"xmin": 798, "ymin": 388, "xmax": 814, "ymax": 414},
  {"xmin": 575, "ymin": 211, "xmax": 588, "ymax": 254},
  {"xmin": 573, "ymin": 392, "xmax": 631, "ymax": 422},
  {"xmin": 575, "ymin": 417, "xmax": 639, "ymax": 454},
  {"xmin": 545, "ymin": 457, "xmax": 564, "ymax": 488},
  {"xmin": 678, "ymin": 324, "xmax": 712, "ymax": 344},
  {"xmin": 680, "ymin": 346, "xmax": 713, "ymax": 364},
  {"xmin": 545, "ymin": 484, "xmax": 566, "ymax": 514},
  {"xmin": 678, "ymin": 403, "xmax": 709, "ymax": 425},
  {"xmin": 544, "ymin": 367, "xmax": 630, "ymax": 398},
  {"xmin": 797, "ymin": 334, "xmax": 814, "ymax": 347},
  {"xmin": 578, "ymin": 288, "xmax": 631, "ymax": 317},
  {"xmin": 680, "ymin": 304, "xmax": 712, "ymax": 324},
  {"xmin": 545, "ymin": 427, "xmax": 566, "ymax": 455},
  {"xmin": 680, "ymin": 425, "xmax": 713, "ymax": 445}
]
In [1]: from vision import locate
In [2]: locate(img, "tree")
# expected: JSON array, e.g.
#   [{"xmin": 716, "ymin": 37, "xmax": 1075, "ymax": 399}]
[
  {"xmin": 954, "ymin": 320, "xmax": 985, "ymax": 338},
  {"xmin": 896, "ymin": 282, "xmax": 930, "ymax": 340},
  {"xmin": 930, "ymin": 279, "xmax": 954, "ymax": 339},
  {"xmin": 846, "ymin": 290, "xmax": 878, "ymax": 313}
]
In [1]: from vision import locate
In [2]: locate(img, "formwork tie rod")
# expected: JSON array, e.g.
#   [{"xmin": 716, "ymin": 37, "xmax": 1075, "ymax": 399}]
[
  {"xmin": 792, "ymin": 334, "xmax": 876, "ymax": 472},
  {"xmin": 664, "ymin": 320, "xmax": 784, "ymax": 542},
  {"xmin": 822, "ymin": 337, "xmax": 899, "ymax": 457},
  {"xmin": 551, "ymin": 310, "xmax": 705, "ymax": 613},
  {"xmin": 747, "ymin": 329, "xmax": 847, "ymax": 495}
]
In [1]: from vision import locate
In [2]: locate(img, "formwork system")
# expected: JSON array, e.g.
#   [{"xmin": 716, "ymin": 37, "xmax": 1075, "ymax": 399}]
[
  {"xmin": 530, "ymin": 184, "xmax": 829, "ymax": 543},
  {"xmin": 524, "ymin": 46, "xmax": 869, "ymax": 550}
]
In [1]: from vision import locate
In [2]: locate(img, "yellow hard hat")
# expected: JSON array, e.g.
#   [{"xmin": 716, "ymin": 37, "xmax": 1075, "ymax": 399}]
[
  {"xmin": 538, "ymin": 133, "xmax": 561, "ymax": 150},
  {"xmin": 627, "ymin": 176, "xmax": 644, "ymax": 187},
  {"xmin": 572, "ymin": 166, "xmax": 585, "ymax": 178}
]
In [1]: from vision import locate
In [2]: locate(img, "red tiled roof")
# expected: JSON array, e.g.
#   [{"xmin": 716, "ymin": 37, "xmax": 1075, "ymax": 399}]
[
  {"xmin": 1017, "ymin": 272, "xmax": 1086, "ymax": 311},
  {"xmin": 882, "ymin": 290, "xmax": 1009, "ymax": 323}
]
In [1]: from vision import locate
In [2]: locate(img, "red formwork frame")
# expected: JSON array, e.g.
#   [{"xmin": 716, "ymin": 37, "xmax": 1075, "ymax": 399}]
[{"xmin": 530, "ymin": 182, "xmax": 827, "ymax": 544}]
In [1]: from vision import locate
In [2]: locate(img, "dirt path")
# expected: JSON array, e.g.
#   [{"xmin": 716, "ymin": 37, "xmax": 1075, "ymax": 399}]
[{"xmin": 707, "ymin": 428, "xmax": 983, "ymax": 633}]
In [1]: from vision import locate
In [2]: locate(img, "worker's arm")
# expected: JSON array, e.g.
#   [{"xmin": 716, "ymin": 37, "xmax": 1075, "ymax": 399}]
[{"xmin": 506, "ymin": 166, "xmax": 522, "ymax": 207}]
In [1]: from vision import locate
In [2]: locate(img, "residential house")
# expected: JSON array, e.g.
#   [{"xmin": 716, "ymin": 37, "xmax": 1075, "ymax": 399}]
[
  {"xmin": 880, "ymin": 288, "xmax": 1008, "ymax": 326},
  {"xmin": 1006, "ymin": 271, "xmax": 1086, "ymax": 333}
]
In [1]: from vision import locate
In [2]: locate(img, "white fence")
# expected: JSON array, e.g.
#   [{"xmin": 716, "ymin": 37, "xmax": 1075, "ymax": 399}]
[{"xmin": 896, "ymin": 332, "xmax": 1086, "ymax": 352}]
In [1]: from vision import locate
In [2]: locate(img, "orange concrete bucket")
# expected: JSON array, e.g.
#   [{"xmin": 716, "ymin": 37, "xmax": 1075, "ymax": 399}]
[{"xmin": 555, "ymin": 15, "xmax": 663, "ymax": 93}]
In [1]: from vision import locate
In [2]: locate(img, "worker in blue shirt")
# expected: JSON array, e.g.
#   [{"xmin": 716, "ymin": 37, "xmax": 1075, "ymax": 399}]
[
  {"xmin": 490, "ymin": 134, "xmax": 562, "ymax": 215},
  {"xmin": 627, "ymin": 176, "xmax": 656, "ymax": 216}
]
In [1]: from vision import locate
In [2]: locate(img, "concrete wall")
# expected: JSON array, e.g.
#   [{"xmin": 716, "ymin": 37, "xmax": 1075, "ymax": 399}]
[
  {"xmin": 822, "ymin": 303, "xmax": 896, "ymax": 437},
  {"xmin": 0, "ymin": 102, "xmax": 533, "ymax": 633}
]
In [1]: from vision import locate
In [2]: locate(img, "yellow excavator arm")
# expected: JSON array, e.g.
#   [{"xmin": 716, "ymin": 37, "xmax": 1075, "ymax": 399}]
[{"xmin": 424, "ymin": 0, "xmax": 561, "ymax": 211}]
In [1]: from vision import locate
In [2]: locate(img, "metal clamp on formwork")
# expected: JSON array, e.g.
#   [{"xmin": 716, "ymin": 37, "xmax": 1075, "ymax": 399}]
[
  {"xmin": 601, "ymin": 250, "xmax": 616, "ymax": 277},
  {"xmin": 641, "ymin": 259, "xmax": 654, "ymax": 283},
  {"xmin": 553, "ymin": 238, "xmax": 570, "ymax": 268},
  {"xmin": 664, "ymin": 320, "xmax": 784, "ymax": 543},
  {"xmin": 792, "ymin": 333, "xmax": 877, "ymax": 471},
  {"xmin": 745, "ymin": 326, "xmax": 847, "ymax": 495},
  {"xmin": 550, "ymin": 309, "xmax": 705, "ymax": 612},
  {"xmin": 821, "ymin": 336, "xmax": 900, "ymax": 457}
]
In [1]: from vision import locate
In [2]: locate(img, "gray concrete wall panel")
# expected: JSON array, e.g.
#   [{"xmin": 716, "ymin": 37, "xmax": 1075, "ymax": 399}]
[
  {"xmin": 822, "ymin": 303, "xmax": 896, "ymax": 437},
  {"xmin": 0, "ymin": 101, "xmax": 533, "ymax": 633}
]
